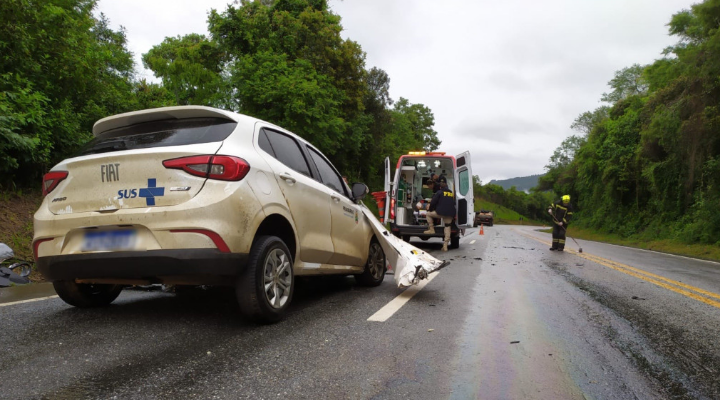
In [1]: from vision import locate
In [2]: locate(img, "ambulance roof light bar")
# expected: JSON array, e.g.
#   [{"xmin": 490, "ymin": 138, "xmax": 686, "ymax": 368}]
[{"xmin": 407, "ymin": 151, "xmax": 446, "ymax": 156}]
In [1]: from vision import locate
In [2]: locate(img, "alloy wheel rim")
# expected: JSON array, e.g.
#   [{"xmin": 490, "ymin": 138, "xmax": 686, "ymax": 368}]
[
  {"xmin": 263, "ymin": 248, "xmax": 292, "ymax": 309},
  {"xmin": 368, "ymin": 243, "xmax": 384, "ymax": 280}
]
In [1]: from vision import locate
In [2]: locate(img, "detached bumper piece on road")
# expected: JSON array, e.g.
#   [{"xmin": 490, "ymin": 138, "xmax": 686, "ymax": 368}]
[
  {"xmin": 363, "ymin": 206, "xmax": 448, "ymax": 287},
  {"xmin": 37, "ymin": 249, "xmax": 248, "ymax": 286}
]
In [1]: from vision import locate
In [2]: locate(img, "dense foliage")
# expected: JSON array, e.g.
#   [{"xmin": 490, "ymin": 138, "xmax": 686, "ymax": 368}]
[
  {"xmin": 473, "ymin": 177, "xmax": 555, "ymax": 222},
  {"xmin": 540, "ymin": 0, "xmax": 720, "ymax": 244},
  {"xmin": 1, "ymin": 0, "xmax": 439, "ymax": 191}
]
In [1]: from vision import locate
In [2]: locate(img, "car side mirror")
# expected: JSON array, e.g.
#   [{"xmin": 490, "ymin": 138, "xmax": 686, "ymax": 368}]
[{"xmin": 351, "ymin": 182, "xmax": 368, "ymax": 202}]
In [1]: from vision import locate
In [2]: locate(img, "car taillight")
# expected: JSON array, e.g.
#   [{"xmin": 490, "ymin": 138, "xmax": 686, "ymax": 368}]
[
  {"xmin": 42, "ymin": 171, "xmax": 68, "ymax": 196},
  {"xmin": 390, "ymin": 198, "xmax": 395, "ymax": 220},
  {"xmin": 163, "ymin": 155, "xmax": 250, "ymax": 181}
]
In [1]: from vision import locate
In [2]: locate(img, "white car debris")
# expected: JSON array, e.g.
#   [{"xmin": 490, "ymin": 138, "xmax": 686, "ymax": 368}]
[{"xmin": 362, "ymin": 205, "xmax": 449, "ymax": 288}]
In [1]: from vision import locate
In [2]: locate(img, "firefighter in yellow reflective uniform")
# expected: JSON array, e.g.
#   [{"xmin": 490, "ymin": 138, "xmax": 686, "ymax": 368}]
[{"xmin": 548, "ymin": 195, "xmax": 573, "ymax": 251}]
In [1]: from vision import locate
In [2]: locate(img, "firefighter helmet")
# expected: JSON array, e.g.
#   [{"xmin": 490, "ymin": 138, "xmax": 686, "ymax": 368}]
[{"xmin": 562, "ymin": 195, "xmax": 570, "ymax": 203}]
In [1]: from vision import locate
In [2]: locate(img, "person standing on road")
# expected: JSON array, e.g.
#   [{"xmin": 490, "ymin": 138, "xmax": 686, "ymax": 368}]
[
  {"xmin": 548, "ymin": 195, "xmax": 573, "ymax": 251},
  {"xmin": 423, "ymin": 180, "xmax": 457, "ymax": 251}
]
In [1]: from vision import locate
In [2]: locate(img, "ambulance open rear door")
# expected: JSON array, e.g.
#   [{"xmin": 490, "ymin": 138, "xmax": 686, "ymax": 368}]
[
  {"xmin": 454, "ymin": 151, "xmax": 474, "ymax": 227},
  {"xmin": 383, "ymin": 157, "xmax": 392, "ymax": 224}
]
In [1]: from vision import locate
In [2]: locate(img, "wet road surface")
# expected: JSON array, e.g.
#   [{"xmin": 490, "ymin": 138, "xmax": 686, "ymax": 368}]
[{"xmin": 1, "ymin": 225, "xmax": 719, "ymax": 399}]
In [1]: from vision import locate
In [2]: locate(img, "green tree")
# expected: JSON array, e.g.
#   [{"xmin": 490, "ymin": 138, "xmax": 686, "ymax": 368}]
[
  {"xmin": 0, "ymin": 1, "xmax": 138, "ymax": 186},
  {"xmin": 142, "ymin": 34, "xmax": 227, "ymax": 107}
]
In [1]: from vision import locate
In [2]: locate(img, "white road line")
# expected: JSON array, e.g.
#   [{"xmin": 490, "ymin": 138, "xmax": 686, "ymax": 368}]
[
  {"xmin": 368, "ymin": 273, "xmax": 439, "ymax": 322},
  {"xmin": 0, "ymin": 295, "xmax": 58, "ymax": 308},
  {"xmin": 470, "ymin": 240, "xmax": 476, "ymax": 244}
]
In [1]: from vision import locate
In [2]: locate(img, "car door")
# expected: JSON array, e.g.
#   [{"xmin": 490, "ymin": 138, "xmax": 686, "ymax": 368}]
[
  {"xmin": 258, "ymin": 128, "xmax": 334, "ymax": 263},
  {"xmin": 455, "ymin": 151, "xmax": 474, "ymax": 227},
  {"xmin": 307, "ymin": 146, "xmax": 369, "ymax": 267}
]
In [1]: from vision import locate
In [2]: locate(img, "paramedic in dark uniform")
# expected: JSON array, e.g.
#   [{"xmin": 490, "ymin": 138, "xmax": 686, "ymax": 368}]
[
  {"xmin": 423, "ymin": 180, "xmax": 457, "ymax": 251},
  {"xmin": 548, "ymin": 195, "xmax": 573, "ymax": 251}
]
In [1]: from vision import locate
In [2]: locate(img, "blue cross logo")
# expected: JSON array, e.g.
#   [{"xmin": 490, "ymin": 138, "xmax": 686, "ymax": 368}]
[{"xmin": 139, "ymin": 178, "xmax": 165, "ymax": 206}]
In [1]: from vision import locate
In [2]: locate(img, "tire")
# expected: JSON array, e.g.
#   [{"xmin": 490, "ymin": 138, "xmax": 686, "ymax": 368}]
[
  {"xmin": 473, "ymin": 222, "xmax": 477, "ymax": 228},
  {"xmin": 450, "ymin": 235, "xmax": 460, "ymax": 249},
  {"xmin": 236, "ymin": 235, "xmax": 294, "ymax": 323},
  {"xmin": 402, "ymin": 235, "xmax": 410, "ymax": 242},
  {"xmin": 53, "ymin": 281, "xmax": 123, "ymax": 308},
  {"xmin": 355, "ymin": 239, "xmax": 386, "ymax": 287}
]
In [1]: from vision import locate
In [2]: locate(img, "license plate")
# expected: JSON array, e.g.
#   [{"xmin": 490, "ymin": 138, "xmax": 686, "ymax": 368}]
[{"xmin": 82, "ymin": 230, "xmax": 137, "ymax": 251}]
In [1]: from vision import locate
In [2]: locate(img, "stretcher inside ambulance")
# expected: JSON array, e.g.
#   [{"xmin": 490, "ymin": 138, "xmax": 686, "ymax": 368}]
[{"xmin": 381, "ymin": 151, "xmax": 474, "ymax": 249}]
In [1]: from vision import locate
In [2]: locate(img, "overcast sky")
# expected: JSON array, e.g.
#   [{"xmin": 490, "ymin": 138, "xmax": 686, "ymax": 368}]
[{"xmin": 96, "ymin": 0, "xmax": 697, "ymax": 184}]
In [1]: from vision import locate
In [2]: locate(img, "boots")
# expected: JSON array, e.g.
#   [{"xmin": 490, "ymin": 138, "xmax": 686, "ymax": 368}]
[
  {"xmin": 423, "ymin": 226, "xmax": 434, "ymax": 234},
  {"xmin": 443, "ymin": 226, "xmax": 451, "ymax": 251}
]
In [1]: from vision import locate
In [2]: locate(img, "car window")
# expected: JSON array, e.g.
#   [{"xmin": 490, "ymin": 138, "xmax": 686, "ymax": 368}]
[
  {"xmin": 307, "ymin": 147, "xmax": 347, "ymax": 196},
  {"xmin": 258, "ymin": 129, "xmax": 275, "ymax": 157},
  {"xmin": 262, "ymin": 129, "xmax": 311, "ymax": 177},
  {"xmin": 80, "ymin": 118, "xmax": 237, "ymax": 156}
]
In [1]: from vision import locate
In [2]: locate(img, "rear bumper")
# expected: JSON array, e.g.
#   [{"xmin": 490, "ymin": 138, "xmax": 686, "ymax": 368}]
[
  {"xmin": 37, "ymin": 249, "xmax": 248, "ymax": 286},
  {"xmin": 390, "ymin": 222, "xmax": 459, "ymax": 238}
]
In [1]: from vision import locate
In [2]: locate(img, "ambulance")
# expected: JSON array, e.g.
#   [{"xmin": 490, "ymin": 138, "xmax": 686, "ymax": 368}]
[{"xmin": 379, "ymin": 151, "xmax": 474, "ymax": 249}]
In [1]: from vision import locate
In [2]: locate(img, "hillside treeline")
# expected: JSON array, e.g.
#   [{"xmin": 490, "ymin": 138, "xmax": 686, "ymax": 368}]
[
  {"xmin": 0, "ymin": 0, "xmax": 439, "ymax": 190},
  {"xmin": 474, "ymin": 178, "xmax": 555, "ymax": 222},
  {"xmin": 539, "ymin": 0, "xmax": 720, "ymax": 244}
]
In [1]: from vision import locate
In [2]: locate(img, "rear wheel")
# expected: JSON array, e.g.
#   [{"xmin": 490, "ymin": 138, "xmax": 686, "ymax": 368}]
[
  {"xmin": 450, "ymin": 235, "xmax": 460, "ymax": 249},
  {"xmin": 402, "ymin": 235, "xmax": 410, "ymax": 242},
  {"xmin": 53, "ymin": 281, "xmax": 123, "ymax": 307},
  {"xmin": 355, "ymin": 240, "xmax": 386, "ymax": 287},
  {"xmin": 237, "ymin": 235, "xmax": 294, "ymax": 324}
]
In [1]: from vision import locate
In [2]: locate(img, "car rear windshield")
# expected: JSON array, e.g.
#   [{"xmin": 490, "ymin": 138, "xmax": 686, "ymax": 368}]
[{"xmin": 79, "ymin": 118, "xmax": 237, "ymax": 155}]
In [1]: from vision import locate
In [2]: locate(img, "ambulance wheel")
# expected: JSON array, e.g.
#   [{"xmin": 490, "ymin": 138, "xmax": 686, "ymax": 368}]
[
  {"xmin": 450, "ymin": 235, "xmax": 460, "ymax": 249},
  {"xmin": 53, "ymin": 281, "xmax": 123, "ymax": 308},
  {"xmin": 237, "ymin": 235, "xmax": 294, "ymax": 324},
  {"xmin": 355, "ymin": 239, "xmax": 385, "ymax": 287}
]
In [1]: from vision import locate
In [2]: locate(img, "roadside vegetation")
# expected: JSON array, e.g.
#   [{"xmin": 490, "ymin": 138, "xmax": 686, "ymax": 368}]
[
  {"xmin": 0, "ymin": 0, "xmax": 439, "ymax": 193},
  {"xmin": 472, "ymin": 178, "xmax": 555, "ymax": 225},
  {"xmin": 474, "ymin": 199, "xmax": 545, "ymax": 226},
  {"xmin": 538, "ymin": 0, "xmax": 720, "ymax": 253}
]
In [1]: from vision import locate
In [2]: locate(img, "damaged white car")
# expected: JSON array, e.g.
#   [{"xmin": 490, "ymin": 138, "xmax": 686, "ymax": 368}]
[{"xmin": 33, "ymin": 106, "xmax": 386, "ymax": 323}]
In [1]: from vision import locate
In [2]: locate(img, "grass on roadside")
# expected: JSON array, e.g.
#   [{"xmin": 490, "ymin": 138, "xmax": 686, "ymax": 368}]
[
  {"xmin": 474, "ymin": 199, "xmax": 544, "ymax": 226},
  {"xmin": 540, "ymin": 225, "xmax": 720, "ymax": 263}
]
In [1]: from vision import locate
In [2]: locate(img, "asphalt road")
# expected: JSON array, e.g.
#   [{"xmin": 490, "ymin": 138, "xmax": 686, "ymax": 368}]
[{"xmin": 1, "ymin": 225, "xmax": 719, "ymax": 399}]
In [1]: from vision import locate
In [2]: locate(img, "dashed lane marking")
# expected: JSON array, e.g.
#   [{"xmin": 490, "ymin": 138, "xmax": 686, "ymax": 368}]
[
  {"xmin": 0, "ymin": 295, "xmax": 58, "ymax": 307},
  {"xmin": 368, "ymin": 272, "xmax": 439, "ymax": 322}
]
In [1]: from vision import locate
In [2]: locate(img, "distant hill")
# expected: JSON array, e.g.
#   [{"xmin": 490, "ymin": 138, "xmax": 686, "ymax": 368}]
[{"xmin": 488, "ymin": 174, "xmax": 543, "ymax": 192}]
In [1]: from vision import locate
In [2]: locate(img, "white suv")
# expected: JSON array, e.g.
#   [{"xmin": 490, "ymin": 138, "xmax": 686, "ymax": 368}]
[{"xmin": 33, "ymin": 106, "xmax": 386, "ymax": 322}]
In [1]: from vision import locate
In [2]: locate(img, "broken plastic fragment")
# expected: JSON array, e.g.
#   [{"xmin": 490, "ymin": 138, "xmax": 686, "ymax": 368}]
[{"xmin": 361, "ymin": 205, "xmax": 449, "ymax": 288}]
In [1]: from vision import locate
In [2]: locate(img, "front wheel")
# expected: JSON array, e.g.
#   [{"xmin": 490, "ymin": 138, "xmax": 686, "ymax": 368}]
[
  {"xmin": 355, "ymin": 240, "xmax": 386, "ymax": 287},
  {"xmin": 236, "ymin": 235, "xmax": 294, "ymax": 324},
  {"xmin": 53, "ymin": 281, "xmax": 123, "ymax": 307}
]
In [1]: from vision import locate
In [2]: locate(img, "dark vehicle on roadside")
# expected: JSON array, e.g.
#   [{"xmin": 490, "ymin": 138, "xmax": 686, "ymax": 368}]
[{"xmin": 474, "ymin": 210, "xmax": 494, "ymax": 227}]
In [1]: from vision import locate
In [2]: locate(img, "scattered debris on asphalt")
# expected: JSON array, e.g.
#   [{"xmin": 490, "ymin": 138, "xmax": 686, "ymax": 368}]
[
  {"xmin": 510, "ymin": 341, "xmax": 520, "ymax": 344},
  {"xmin": 631, "ymin": 296, "xmax": 646, "ymax": 300}
]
